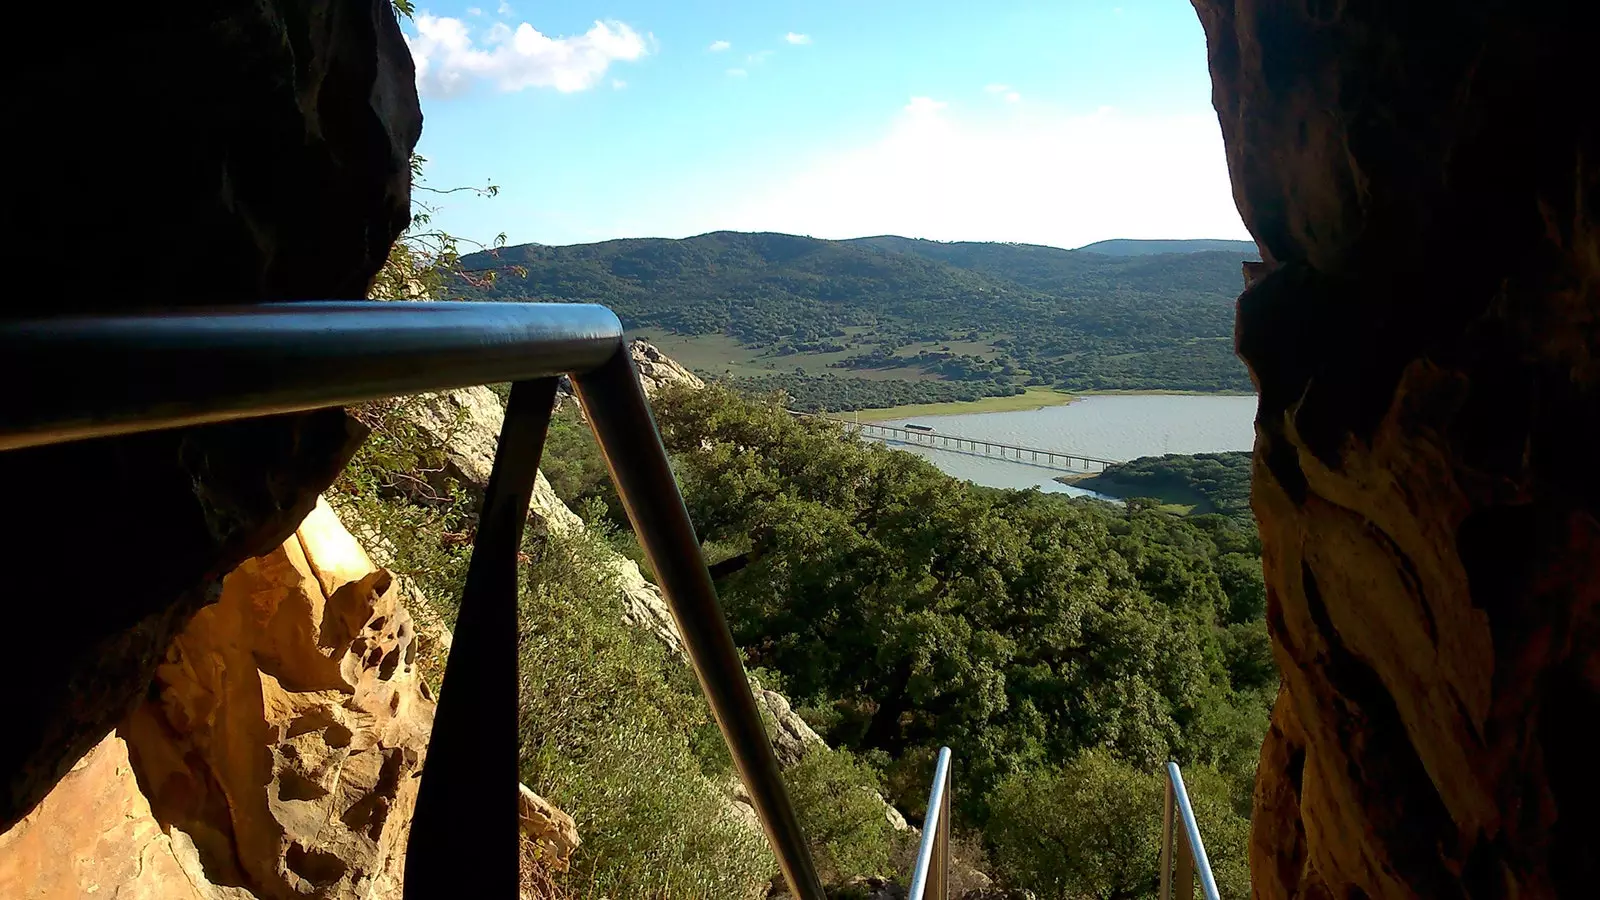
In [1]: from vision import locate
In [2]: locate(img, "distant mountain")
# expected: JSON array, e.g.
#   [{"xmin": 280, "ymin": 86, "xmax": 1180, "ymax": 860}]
[
  {"xmin": 460, "ymin": 231, "xmax": 1253, "ymax": 392},
  {"xmin": 1075, "ymin": 238, "xmax": 1259, "ymax": 257}
]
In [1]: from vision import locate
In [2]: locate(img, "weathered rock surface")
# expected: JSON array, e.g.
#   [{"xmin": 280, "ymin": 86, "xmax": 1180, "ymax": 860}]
[
  {"xmin": 519, "ymin": 783, "xmax": 580, "ymax": 872},
  {"xmin": 0, "ymin": 499, "xmax": 434, "ymax": 899},
  {"xmin": 1191, "ymin": 2, "xmax": 1597, "ymax": 897},
  {"xmin": 0, "ymin": 732, "xmax": 251, "ymax": 900},
  {"xmin": 3, "ymin": 0, "xmax": 421, "ymax": 829},
  {"xmin": 411, "ymin": 384, "xmax": 688, "ymax": 649},
  {"xmin": 630, "ymin": 339, "xmax": 707, "ymax": 396},
  {"xmin": 120, "ymin": 499, "xmax": 432, "ymax": 899}
]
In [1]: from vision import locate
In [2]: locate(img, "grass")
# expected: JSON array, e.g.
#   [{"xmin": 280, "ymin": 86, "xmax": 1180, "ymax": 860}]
[
  {"xmin": 848, "ymin": 387, "xmax": 1076, "ymax": 421},
  {"xmin": 627, "ymin": 330, "xmax": 944, "ymax": 382}
]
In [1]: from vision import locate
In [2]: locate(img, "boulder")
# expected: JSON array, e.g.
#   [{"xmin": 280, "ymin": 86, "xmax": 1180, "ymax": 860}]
[
  {"xmin": 1191, "ymin": 1, "xmax": 1597, "ymax": 897},
  {"xmin": 3, "ymin": 0, "xmax": 420, "ymax": 828}
]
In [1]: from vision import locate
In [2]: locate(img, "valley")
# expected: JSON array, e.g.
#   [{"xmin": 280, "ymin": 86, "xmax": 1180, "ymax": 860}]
[{"xmin": 461, "ymin": 232, "xmax": 1260, "ymax": 411}]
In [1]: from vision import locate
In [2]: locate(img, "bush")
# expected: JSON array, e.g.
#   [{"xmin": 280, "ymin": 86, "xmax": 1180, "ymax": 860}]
[
  {"xmin": 987, "ymin": 750, "xmax": 1164, "ymax": 899},
  {"xmin": 987, "ymin": 749, "xmax": 1251, "ymax": 900},
  {"xmin": 782, "ymin": 748, "xmax": 905, "ymax": 882},
  {"xmin": 518, "ymin": 525, "xmax": 774, "ymax": 898}
]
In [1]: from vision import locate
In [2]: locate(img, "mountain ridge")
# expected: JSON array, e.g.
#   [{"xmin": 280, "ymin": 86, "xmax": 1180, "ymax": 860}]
[{"xmin": 460, "ymin": 230, "xmax": 1255, "ymax": 393}]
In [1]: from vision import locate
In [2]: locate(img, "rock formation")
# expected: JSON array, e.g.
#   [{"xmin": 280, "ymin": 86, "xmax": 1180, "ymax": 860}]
[
  {"xmin": 630, "ymin": 339, "xmax": 707, "ymax": 396},
  {"xmin": 0, "ymin": 499, "xmax": 437, "ymax": 899},
  {"xmin": 4, "ymin": 0, "xmax": 421, "ymax": 829},
  {"xmin": 1191, "ymin": 1, "xmax": 1597, "ymax": 897},
  {"xmin": 519, "ymin": 783, "xmax": 580, "ymax": 871}
]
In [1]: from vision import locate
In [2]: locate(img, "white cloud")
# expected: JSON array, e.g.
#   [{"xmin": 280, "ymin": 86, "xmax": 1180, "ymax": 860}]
[
  {"xmin": 466, "ymin": 7, "xmax": 482, "ymax": 16},
  {"xmin": 498, "ymin": 2, "xmax": 513, "ymax": 14},
  {"xmin": 785, "ymin": 32, "xmax": 811, "ymax": 45},
  {"xmin": 406, "ymin": 15, "xmax": 648, "ymax": 97},
  {"xmin": 746, "ymin": 49, "xmax": 772, "ymax": 64},
  {"xmin": 984, "ymin": 84, "xmax": 1022, "ymax": 103},
  {"xmin": 708, "ymin": 39, "xmax": 731, "ymax": 52},
  {"xmin": 708, "ymin": 98, "xmax": 1248, "ymax": 249},
  {"xmin": 726, "ymin": 67, "xmax": 748, "ymax": 78},
  {"xmin": 612, "ymin": 78, "xmax": 627, "ymax": 89}
]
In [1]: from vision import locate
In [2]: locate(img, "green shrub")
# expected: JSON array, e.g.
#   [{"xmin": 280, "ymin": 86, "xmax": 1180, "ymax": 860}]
[
  {"xmin": 987, "ymin": 749, "xmax": 1251, "ymax": 900},
  {"xmin": 517, "ymin": 525, "xmax": 773, "ymax": 897},
  {"xmin": 782, "ymin": 748, "xmax": 904, "ymax": 881},
  {"xmin": 987, "ymin": 750, "xmax": 1163, "ymax": 900}
]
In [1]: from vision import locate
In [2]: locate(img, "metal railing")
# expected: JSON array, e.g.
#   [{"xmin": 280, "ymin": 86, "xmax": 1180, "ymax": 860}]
[
  {"xmin": 908, "ymin": 747, "xmax": 953, "ymax": 900},
  {"xmin": 0, "ymin": 301, "xmax": 828, "ymax": 900},
  {"xmin": 1159, "ymin": 762, "xmax": 1221, "ymax": 900}
]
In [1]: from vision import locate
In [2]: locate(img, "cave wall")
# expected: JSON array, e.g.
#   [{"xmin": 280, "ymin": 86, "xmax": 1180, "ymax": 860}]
[
  {"xmin": 1191, "ymin": 1, "xmax": 1597, "ymax": 897},
  {"xmin": 3, "ymin": 0, "xmax": 420, "ymax": 829}
]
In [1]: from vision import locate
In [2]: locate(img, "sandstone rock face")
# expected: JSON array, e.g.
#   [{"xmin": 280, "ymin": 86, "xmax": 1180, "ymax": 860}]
[
  {"xmin": 752, "ymin": 681, "xmax": 828, "ymax": 767},
  {"xmin": 1191, "ymin": 2, "xmax": 1597, "ymax": 897},
  {"xmin": 0, "ymin": 733, "xmax": 250, "ymax": 900},
  {"xmin": 630, "ymin": 339, "xmax": 707, "ymax": 396},
  {"xmin": 519, "ymin": 782, "xmax": 580, "ymax": 872},
  {"xmin": 117, "ymin": 498, "xmax": 435, "ymax": 900},
  {"xmin": 4, "ymin": 0, "xmax": 420, "ymax": 828}
]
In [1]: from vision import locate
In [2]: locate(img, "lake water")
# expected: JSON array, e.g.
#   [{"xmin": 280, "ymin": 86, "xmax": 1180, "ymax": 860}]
[{"xmin": 862, "ymin": 394, "xmax": 1258, "ymax": 495}]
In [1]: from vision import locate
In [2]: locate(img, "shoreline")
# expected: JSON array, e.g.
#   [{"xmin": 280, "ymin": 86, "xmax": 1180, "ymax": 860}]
[
  {"xmin": 849, "ymin": 388, "xmax": 1077, "ymax": 422},
  {"xmin": 849, "ymin": 387, "xmax": 1253, "ymax": 422}
]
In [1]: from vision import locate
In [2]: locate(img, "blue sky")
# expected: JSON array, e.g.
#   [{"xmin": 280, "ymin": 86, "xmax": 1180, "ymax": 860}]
[{"xmin": 403, "ymin": 1, "xmax": 1247, "ymax": 251}]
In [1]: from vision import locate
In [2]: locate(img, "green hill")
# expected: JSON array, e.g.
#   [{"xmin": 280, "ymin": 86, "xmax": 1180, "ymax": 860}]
[
  {"xmin": 1068, "ymin": 451, "xmax": 1255, "ymax": 521},
  {"xmin": 460, "ymin": 231, "xmax": 1254, "ymax": 398},
  {"xmin": 1074, "ymin": 238, "xmax": 1260, "ymax": 257}
]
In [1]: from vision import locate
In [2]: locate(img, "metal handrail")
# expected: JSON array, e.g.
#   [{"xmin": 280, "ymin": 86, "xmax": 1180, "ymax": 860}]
[
  {"xmin": 1159, "ymin": 762, "xmax": 1221, "ymax": 900},
  {"xmin": 908, "ymin": 747, "xmax": 953, "ymax": 900},
  {"xmin": 0, "ymin": 301, "xmax": 827, "ymax": 900}
]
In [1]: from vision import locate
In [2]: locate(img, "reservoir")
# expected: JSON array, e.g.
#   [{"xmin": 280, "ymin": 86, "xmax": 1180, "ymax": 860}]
[{"xmin": 862, "ymin": 394, "xmax": 1258, "ymax": 494}]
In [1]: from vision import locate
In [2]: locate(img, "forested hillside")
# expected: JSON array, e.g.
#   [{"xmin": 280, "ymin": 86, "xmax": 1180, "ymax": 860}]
[
  {"xmin": 537, "ymin": 382, "xmax": 1274, "ymax": 898},
  {"xmin": 459, "ymin": 231, "xmax": 1256, "ymax": 398},
  {"xmin": 1069, "ymin": 452, "xmax": 1254, "ymax": 521}
]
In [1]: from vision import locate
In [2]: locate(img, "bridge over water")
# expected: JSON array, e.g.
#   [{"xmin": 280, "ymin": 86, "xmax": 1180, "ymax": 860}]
[{"xmin": 799, "ymin": 413, "xmax": 1123, "ymax": 474}]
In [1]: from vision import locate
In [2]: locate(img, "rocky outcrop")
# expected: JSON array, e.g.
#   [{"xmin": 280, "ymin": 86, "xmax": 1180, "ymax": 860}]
[
  {"xmin": 113, "ymin": 498, "xmax": 433, "ymax": 899},
  {"xmin": 411, "ymin": 384, "xmax": 688, "ymax": 649},
  {"xmin": 1191, "ymin": 2, "xmax": 1597, "ymax": 897},
  {"xmin": 630, "ymin": 339, "xmax": 706, "ymax": 396},
  {"xmin": 4, "ymin": 0, "xmax": 421, "ymax": 829},
  {"xmin": 519, "ymin": 783, "xmax": 580, "ymax": 871},
  {"xmin": 0, "ymin": 499, "xmax": 437, "ymax": 900},
  {"xmin": 0, "ymin": 733, "xmax": 250, "ymax": 900}
]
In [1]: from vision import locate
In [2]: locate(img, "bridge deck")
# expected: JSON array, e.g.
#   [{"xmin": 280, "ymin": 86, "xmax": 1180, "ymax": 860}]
[{"xmin": 798, "ymin": 413, "xmax": 1121, "ymax": 473}]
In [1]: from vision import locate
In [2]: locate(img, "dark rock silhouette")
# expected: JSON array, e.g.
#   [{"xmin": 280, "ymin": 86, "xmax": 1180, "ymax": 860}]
[
  {"xmin": 1193, "ymin": 1, "xmax": 1597, "ymax": 896},
  {"xmin": 3, "ymin": 0, "xmax": 420, "ymax": 829}
]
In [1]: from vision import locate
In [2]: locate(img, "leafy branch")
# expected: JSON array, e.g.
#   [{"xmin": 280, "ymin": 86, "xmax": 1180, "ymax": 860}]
[{"xmin": 371, "ymin": 154, "xmax": 527, "ymax": 299}]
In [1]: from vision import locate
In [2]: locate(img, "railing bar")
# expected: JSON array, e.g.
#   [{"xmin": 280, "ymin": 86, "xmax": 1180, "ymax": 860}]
[
  {"xmin": 1165, "ymin": 762, "xmax": 1221, "ymax": 900},
  {"xmin": 908, "ymin": 746, "xmax": 953, "ymax": 900},
  {"xmin": 0, "ymin": 302, "xmax": 622, "ymax": 452},
  {"xmin": 1159, "ymin": 777, "xmax": 1175, "ymax": 900},
  {"xmin": 404, "ymin": 377, "xmax": 559, "ymax": 898},
  {"xmin": 573, "ymin": 349, "xmax": 826, "ymax": 900}
]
